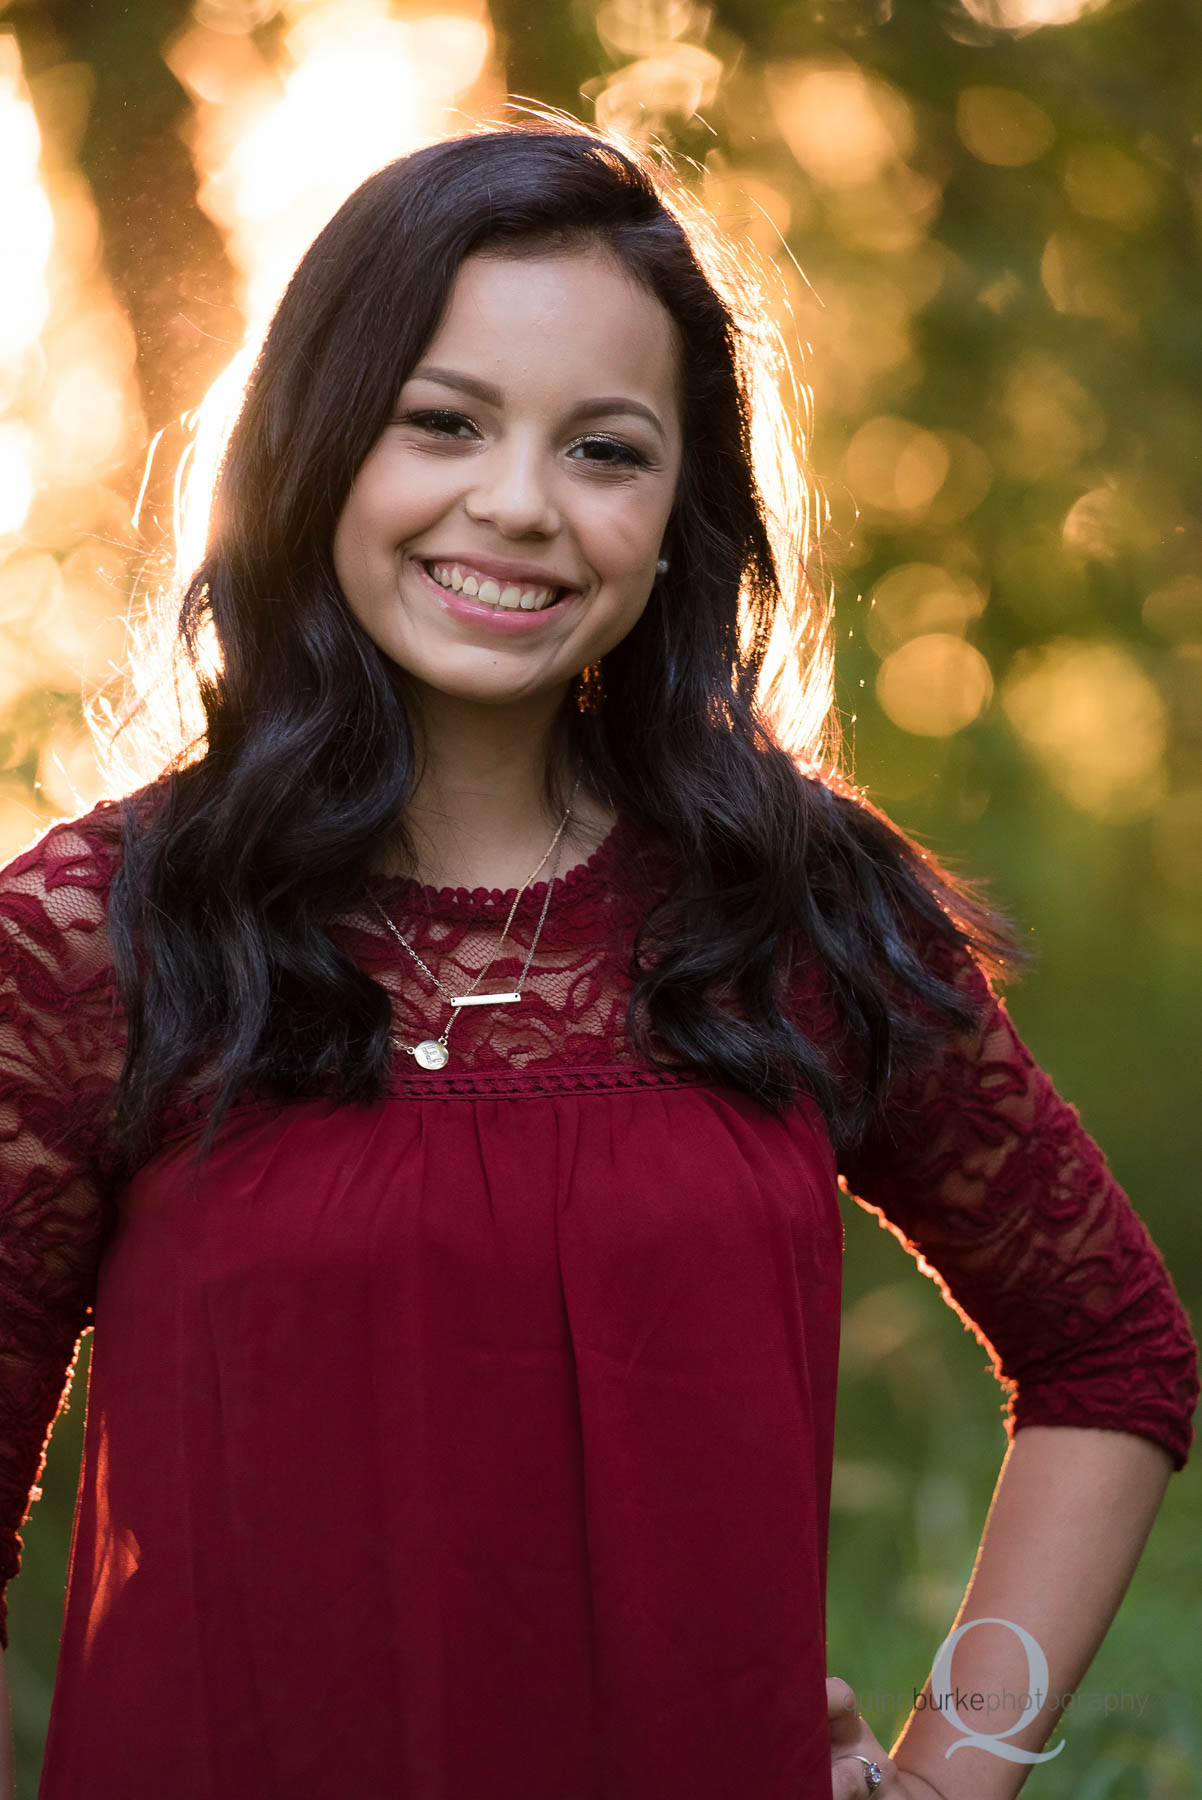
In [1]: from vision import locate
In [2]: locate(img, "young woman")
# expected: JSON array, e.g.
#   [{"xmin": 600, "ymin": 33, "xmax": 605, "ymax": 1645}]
[{"xmin": 0, "ymin": 121, "xmax": 1195, "ymax": 1800}]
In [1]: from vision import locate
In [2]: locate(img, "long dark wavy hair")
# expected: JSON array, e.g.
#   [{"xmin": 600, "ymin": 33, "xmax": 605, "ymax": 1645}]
[{"xmin": 105, "ymin": 118, "xmax": 1030, "ymax": 1172}]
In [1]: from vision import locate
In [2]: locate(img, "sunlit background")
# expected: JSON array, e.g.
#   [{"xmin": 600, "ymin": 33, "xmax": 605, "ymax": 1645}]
[{"xmin": 2, "ymin": 0, "xmax": 1199, "ymax": 1793}]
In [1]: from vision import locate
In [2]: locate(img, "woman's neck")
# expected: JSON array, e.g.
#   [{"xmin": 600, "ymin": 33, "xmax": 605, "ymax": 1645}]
[
  {"xmin": 369, "ymin": 689, "xmax": 615, "ymax": 890},
  {"xmin": 390, "ymin": 786, "xmax": 617, "ymax": 893}
]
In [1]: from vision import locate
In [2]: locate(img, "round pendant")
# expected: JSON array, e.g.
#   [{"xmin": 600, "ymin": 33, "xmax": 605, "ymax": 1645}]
[{"xmin": 413, "ymin": 1039, "xmax": 449, "ymax": 1070}]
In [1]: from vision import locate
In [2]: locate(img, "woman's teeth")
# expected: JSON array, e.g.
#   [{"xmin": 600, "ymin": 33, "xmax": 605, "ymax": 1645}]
[{"xmin": 424, "ymin": 561, "xmax": 565, "ymax": 611}]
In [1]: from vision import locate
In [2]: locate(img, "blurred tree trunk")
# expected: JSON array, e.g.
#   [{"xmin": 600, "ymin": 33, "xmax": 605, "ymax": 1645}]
[{"xmin": 8, "ymin": 0, "xmax": 240, "ymax": 448}]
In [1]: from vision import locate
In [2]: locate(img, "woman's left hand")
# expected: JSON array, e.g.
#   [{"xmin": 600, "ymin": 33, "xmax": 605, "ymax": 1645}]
[{"xmin": 827, "ymin": 1677, "xmax": 947, "ymax": 1800}]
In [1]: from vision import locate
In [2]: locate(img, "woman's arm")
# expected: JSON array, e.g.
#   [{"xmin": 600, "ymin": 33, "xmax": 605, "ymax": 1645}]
[
  {"xmin": 893, "ymin": 1423, "xmax": 1173, "ymax": 1798},
  {"xmin": 829, "ymin": 1424, "xmax": 1175, "ymax": 1799},
  {"xmin": 0, "ymin": 814, "xmax": 123, "ymax": 1800}
]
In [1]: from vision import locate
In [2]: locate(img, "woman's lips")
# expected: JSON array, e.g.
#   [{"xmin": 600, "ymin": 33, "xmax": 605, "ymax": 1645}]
[{"xmin": 410, "ymin": 555, "xmax": 584, "ymax": 632}]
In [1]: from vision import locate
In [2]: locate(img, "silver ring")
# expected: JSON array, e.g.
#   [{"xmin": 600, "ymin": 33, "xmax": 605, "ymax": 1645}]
[{"xmin": 843, "ymin": 1753, "xmax": 884, "ymax": 1795}]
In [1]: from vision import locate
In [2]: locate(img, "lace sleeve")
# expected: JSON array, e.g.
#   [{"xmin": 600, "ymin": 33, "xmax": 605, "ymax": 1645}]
[
  {"xmin": 833, "ymin": 924, "xmax": 1199, "ymax": 1473},
  {"xmin": 0, "ymin": 801, "xmax": 125, "ymax": 1650}
]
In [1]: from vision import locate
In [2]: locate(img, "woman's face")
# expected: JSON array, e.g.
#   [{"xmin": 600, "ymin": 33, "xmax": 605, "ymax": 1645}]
[{"xmin": 332, "ymin": 245, "xmax": 683, "ymax": 713}]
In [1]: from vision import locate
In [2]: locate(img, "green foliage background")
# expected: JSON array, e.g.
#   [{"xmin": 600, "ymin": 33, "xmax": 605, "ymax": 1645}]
[{"xmin": 3, "ymin": 0, "xmax": 1200, "ymax": 1794}]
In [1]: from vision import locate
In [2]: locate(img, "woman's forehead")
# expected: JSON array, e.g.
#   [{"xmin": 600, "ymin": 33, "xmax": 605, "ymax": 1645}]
[{"xmin": 410, "ymin": 248, "xmax": 681, "ymax": 411}]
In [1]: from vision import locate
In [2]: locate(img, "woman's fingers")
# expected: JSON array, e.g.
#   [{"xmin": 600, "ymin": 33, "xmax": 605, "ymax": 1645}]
[
  {"xmin": 826, "ymin": 1675, "xmax": 861, "ymax": 1748},
  {"xmin": 827, "ymin": 1674, "xmax": 899, "ymax": 1795}
]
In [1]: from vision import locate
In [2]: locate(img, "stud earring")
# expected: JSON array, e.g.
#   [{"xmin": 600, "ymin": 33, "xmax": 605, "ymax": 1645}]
[{"xmin": 656, "ymin": 557, "xmax": 670, "ymax": 574}]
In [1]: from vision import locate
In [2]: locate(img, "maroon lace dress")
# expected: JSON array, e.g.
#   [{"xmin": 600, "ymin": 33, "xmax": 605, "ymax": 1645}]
[{"xmin": 0, "ymin": 794, "xmax": 1196, "ymax": 1800}]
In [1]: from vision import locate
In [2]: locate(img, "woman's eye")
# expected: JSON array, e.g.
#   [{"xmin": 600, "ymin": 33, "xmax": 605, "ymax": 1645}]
[
  {"xmin": 569, "ymin": 436, "xmax": 649, "ymax": 470},
  {"xmin": 401, "ymin": 409, "xmax": 477, "ymax": 438}
]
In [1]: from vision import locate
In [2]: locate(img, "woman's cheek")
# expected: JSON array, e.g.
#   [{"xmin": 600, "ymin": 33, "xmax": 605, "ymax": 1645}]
[{"xmin": 583, "ymin": 495, "xmax": 665, "ymax": 573}]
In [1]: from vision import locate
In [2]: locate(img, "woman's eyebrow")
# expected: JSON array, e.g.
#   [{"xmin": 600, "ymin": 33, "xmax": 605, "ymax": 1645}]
[
  {"xmin": 408, "ymin": 364, "xmax": 666, "ymax": 441},
  {"xmin": 572, "ymin": 397, "xmax": 666, "ymax": 440}
]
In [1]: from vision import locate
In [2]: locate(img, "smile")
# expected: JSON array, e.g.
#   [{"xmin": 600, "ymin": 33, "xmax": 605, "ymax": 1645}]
[
  {"xmin": 410, "ymin": 556, "xmax": 586, "ymax": 633},
  {"xmin": 420, "ymin": 559, "xmax": 576, "ymax": 612}
]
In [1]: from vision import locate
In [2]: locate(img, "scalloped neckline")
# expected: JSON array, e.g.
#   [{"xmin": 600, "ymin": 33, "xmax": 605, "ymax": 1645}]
[{"xmin": 363, "ymin": 809, "xmax": 630, "ymax": 912}]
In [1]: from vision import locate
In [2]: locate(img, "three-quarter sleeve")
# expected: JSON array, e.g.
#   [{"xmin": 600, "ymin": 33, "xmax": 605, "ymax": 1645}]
[
  {"xmin": 0, "ymin": 806, "xmax": 124, "ymax": 1650},
  {"xmin": 833, "ymin": 922, "xmax": 1199, "ymax": 1472}
]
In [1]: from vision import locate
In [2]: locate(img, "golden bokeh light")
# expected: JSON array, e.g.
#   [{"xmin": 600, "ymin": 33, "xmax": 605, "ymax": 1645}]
[
  {"xmin": 36, "ymin": 714, "xmax": 114, "ymax": 819},
  {"xmin": 923, "ymin": 431, "xmax": 993, "ymax": 526},
  {"xmin": 589, "ymin": 2, "xmax": 720, "ymax": 139},
  {"xmin": 995, "ymin": 350, "xmax": 1106, "ymax": 481},
  {"xmin": 1062, "ymin": 484, "xmax": 1156, "ymax": 561},
  {"xmin": 876, "ymin": 633, "xmax": 993, "ymax": 738},
  {"xmin": 824, "ymin": 164, "xmax": 943, "ymax": 255},
  {"xmin": 0, "ymin": 40, "xmax": 50, "ymax": 541},
  {"xmin": 194, "ymin": 0, "xmax": 282, "ymax": 29},
  {"xmin": 0, "ymin": 47, "xmax": 52, "ymax": 338},
  {"xmin": 168, "ymin": 1, "xmax": 494, "ymax": 330},
  {"xmin": 593, "ymin": 43, "xmax": 722, "ymax": 136},
  {"xmin": 41, "ymin": 320, "xmax": 134, "ymax": 485},
  {"xmin": 0, "ymin": 550, "xmax": 58, "ymax": 632},
  {"xmin": 766, "ymin": 61, "xmax": 915, "ymax": 190},
  {"xmin": 0, "ymin": 424, "xmax": 35, "ymax": 539},
  {"xmin": 1060, "ymin": 142, "xmax": 1161, "ymax": 230},
  {"xmin": 1001, "ymin": 638, "xmax": 1166, "ymax": 821},
  {"xmin": 794, "ymin": 270, "xmax": 920, "ymax": 419},
  {"xmin": 955, "ymin": 86, "xmax": 1055, "ymax": 168},
  {"xmin": 957, "ymin": 0, "xmax": 1111, "ymax": 26},
  {"xmin": 842, "ymin": 416, "xmax": 951, "ymax": 519},
  {"xmin": 1041, "ymin": 231, "xmax": 1137, "ymax": 330},
  {"xmin": 595, "ymin": 0, "xmax": 700, "ymax": 58},
  {"xmin": 0, "ymin": 33, "xmax": 144, "ymax": 852},
  {"xmin": 866, "ymin": 563, "xmax": 987, "ymax": 658}
]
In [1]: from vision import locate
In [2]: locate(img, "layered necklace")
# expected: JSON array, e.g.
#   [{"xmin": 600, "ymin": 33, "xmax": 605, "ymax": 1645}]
[{"xmin": 368, "ymin": 776, "xmax": 582, "ymax": 1070}]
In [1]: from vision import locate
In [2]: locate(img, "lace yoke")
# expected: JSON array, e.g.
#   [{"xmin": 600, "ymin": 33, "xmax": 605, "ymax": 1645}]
[{"xmin": 327, "ymin": 807, "xmax": 705, "ymax": 1097}]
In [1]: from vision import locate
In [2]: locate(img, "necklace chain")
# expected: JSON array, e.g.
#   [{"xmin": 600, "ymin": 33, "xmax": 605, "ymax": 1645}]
[{"xmin": 368, "ymin": 778, "xmax": 581, "ymax": 1069}]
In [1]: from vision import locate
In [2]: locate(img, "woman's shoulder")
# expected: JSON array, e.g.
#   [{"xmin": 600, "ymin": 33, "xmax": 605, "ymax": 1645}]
[
  {"xmin": 0, "ymin": 784, "xmax": 154, "ymax": 979},
  {"xmin": 0, "ymin": 789, "xmax": 131, "ymax": 913},
  {"xmin": 0, "ymin": 791, "xmax": 126, "ymax": 886}
]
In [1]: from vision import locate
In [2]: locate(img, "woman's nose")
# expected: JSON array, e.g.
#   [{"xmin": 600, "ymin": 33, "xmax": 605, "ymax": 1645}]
[{"xmin": 462, "ymin": 439, "xmax": 562, "ymax": 538}]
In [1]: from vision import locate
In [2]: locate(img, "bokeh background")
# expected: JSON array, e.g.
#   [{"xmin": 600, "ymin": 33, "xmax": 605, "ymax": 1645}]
[{"xmin": 1, "ymin": 0, "xmax": 1199, "ymax": 1793}]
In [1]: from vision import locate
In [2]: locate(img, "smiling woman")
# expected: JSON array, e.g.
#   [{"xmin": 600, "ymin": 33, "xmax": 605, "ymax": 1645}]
[
  {"xmin": 0, "ymin": 119, "xmax": 1196, "ymax": 1800},
  {"xmin": 332, "ymin": 248, "xmax": 681, "ymax": 730}
]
